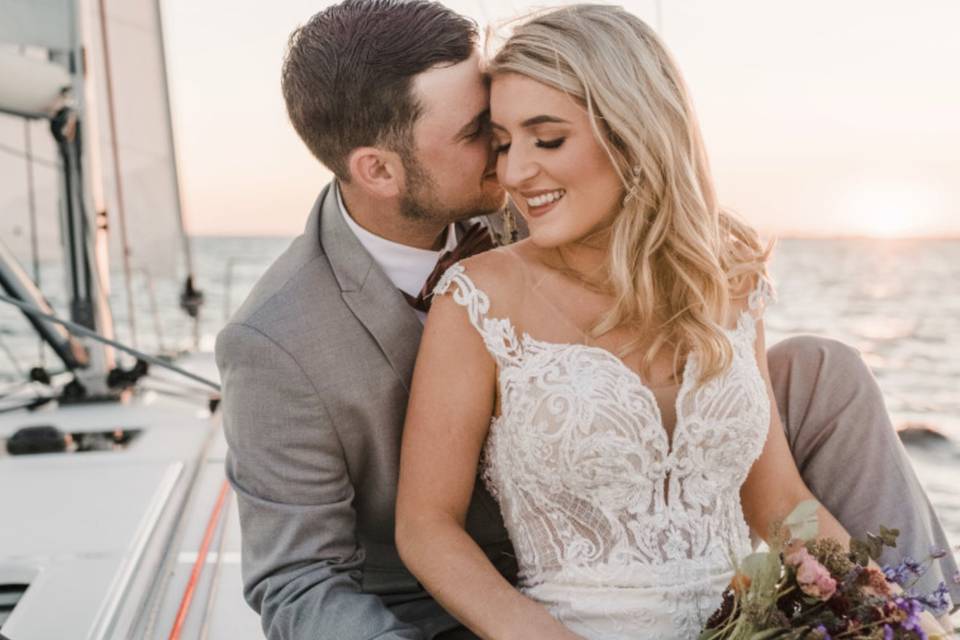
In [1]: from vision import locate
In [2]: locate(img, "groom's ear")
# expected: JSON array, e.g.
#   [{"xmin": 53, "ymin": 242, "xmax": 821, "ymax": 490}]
[{"xmin": 347, "ymin": 147, "xmax": 404, "ymax": 199}]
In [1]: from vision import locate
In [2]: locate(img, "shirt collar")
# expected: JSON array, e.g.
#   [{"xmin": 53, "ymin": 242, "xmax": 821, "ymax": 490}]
[{"xmin": 335, "ymin": 183, "xmax": 457, "ymax": 300}]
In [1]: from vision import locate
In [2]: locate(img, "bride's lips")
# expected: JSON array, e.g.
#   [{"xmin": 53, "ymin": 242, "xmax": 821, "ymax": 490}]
[{"xmin": 521, "ymin": 189, "xmax": 566, "ymax": 219}]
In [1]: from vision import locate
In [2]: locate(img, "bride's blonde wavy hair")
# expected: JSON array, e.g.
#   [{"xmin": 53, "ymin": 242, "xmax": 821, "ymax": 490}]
[{"xmin": 488, "ymin": 4, "xmax": 772, "ymax": 383}]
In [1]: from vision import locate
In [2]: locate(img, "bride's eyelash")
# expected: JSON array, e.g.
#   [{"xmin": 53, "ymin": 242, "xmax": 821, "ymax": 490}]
[
  {"xmin": 536, "ymin": 137, "xmax": 565, "ymax": 149},
  {"xmin": 493, "ymin": 137, "xmax": 566, "ymax": 155}
]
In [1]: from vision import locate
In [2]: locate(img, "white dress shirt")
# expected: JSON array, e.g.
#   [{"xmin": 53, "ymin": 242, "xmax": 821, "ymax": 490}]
[{"xmin": 336, "ymin": 184, "xmax": 457, "ymax": 323}]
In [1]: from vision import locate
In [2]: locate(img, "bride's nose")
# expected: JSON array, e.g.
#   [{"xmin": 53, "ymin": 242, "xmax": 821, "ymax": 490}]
[{"xmin": 498, "ymin": 144, "xmax": 540, "ymax": 189}]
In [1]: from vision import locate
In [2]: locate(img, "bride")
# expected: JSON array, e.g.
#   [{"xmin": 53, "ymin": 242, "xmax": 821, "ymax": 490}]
[{"xmin": 396, "ymin": 5, "xmax": 862, "ymax": 638}]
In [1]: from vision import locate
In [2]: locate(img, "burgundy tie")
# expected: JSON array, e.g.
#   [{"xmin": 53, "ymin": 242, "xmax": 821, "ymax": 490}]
[{"xmin": 403, "ymin": 222, "xmax": 495, "ymax": 313}]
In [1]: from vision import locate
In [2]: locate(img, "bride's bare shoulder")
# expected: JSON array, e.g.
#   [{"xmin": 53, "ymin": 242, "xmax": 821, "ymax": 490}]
[{"xmin": 455, "ymin": 239, "xmax": 542, "ymax": 290}]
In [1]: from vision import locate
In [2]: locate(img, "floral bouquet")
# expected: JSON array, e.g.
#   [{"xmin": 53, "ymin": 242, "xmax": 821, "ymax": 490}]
[{"xmin": 700, "ymin": 500, "xmax": 957, "ymax": 639}]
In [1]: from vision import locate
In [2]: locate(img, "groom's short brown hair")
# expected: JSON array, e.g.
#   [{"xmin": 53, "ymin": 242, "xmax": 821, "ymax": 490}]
[{"xmin": 281, "ymin": 0, "xmax": 478, "ymax": 181}]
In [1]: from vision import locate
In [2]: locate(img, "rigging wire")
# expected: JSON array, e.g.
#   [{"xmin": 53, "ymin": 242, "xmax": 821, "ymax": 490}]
[
  {"xmin": 0, "ymin": 379, "xmax": 47, "ymax": 403},
  {"xmin": 0, "ymin": 141, "xmax": 60, "ymax": 169},
  {"xmin": 0, "ymin": 293, "xmax": 220, "ymax": 392},
  {"xmin": 23, "ymin": 117, "xmax": 46, "ymax": 367}
]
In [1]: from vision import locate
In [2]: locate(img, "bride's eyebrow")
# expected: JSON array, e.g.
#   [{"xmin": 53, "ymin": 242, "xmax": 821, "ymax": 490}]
[
  {"xmin": 520, "ymin": 115, "xmax": 570, "ymax": 127},
  {"xmin": 490, "ymin": 115, "xmax": 571, "ymax": 132}
]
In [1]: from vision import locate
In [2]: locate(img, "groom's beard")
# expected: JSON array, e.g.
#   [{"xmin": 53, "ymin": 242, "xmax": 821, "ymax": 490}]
[{"xmin": 399, "ymin": 153, "xmax": 505, "ymax": 225}]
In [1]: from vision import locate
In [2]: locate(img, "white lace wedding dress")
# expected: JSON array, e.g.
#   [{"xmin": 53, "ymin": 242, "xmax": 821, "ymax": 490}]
[{"xmin": 434, "ymin": 257, "xmax": 774, "ymax": 640}]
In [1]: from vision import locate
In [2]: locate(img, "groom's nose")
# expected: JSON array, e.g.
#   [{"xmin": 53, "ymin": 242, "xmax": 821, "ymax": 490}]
[{"xmin": 483, "ymin": 146, "xmax": 499, "ymax": 177}]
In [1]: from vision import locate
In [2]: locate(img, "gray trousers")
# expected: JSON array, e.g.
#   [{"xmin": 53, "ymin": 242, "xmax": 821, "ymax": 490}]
[
  {"xmin": 433, "ymin": 335, "xmax": 959, "ymax": 639},
  {"xmin": 768, "ymin": 335, "xmax": 958, "ymax": 610}
]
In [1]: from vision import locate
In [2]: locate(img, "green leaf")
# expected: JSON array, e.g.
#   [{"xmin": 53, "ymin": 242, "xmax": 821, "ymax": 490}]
[
  {"xmin": 878, "ymin": 526, "xmax": 900, "ymax": 548},
  {"xmin": 783, "ymin": 500, "xmax": 819, "ymax": 541},
  {"xmin": 740, "ymin": 552, "xmax": 775, "ymax": 581},
  {"xmin": 850, "ymin": 539, "xmax": 872, "ymax": 566},
  {"xmin": 863, "ymin": 534, "xmax": 886, "ymax": 561}
]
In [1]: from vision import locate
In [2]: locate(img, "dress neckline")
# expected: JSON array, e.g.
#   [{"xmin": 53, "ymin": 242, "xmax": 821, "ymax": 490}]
[
  {"xmin": 517, "ymin": 333, "xmax": 697, "ymax": 456},
  {"xmin": 435, "ymin": 260, "xmax": 764, "ymax": 469}
]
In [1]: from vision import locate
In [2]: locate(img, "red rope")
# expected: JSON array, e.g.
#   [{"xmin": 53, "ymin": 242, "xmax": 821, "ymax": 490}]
[{"xmin": 167, "ymin": 479, "xmax": 231, "ymax": 640}]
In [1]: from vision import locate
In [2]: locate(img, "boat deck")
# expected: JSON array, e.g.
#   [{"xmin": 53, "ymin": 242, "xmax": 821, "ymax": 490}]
[{"xmin": 0, "ymin": 353, "xmax": 264, "ymax": 639}]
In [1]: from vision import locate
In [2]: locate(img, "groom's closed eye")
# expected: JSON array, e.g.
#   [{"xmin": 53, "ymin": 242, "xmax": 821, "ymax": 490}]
[{"xmin": 457, "ymin": 109, "xmax": 491, "ymax": 142}]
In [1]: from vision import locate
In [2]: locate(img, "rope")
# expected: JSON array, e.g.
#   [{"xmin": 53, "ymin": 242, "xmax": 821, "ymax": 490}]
[
  {"xmin": 167, "ymin": 480, "xmax": 231, "ymax": 640},
  {"xmin": 198, "ymin": 489, "xmax": 233, "ymax": 640}
]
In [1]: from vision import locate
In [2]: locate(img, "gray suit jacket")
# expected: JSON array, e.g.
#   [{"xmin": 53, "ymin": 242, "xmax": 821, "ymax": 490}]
[{"xmin": 217, "ymin": 184, "xmax": 516, "ymax": 640}]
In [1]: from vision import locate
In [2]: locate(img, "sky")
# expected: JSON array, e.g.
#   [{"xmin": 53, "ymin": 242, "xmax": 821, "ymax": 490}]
[{"xmin": 160, "ymin": 0, "xmax": 960, "ymax": 238}]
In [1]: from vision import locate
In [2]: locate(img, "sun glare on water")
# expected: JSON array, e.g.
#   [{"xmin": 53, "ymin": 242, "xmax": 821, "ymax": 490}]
[{"xmin": 840, "ymin": 183, "xmax": 944, "ymax": 238}]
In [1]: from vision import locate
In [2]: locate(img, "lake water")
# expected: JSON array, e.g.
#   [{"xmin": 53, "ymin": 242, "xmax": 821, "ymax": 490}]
[{"xmin": 2, "ymin": 235, "xmax": 958, "ymax": 566}]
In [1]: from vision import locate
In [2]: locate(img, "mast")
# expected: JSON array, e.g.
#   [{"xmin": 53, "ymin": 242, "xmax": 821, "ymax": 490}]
[
  {"xmin": 61, "ymin": 0, "xmax": 114, "ymax": 396},
  {"xmin": 2, "ymin": 0, "xmax": 200, "ymax": 395},
  {"xmin": 0, "ymin": 0, "xmax": 116, "ymax": 396}
]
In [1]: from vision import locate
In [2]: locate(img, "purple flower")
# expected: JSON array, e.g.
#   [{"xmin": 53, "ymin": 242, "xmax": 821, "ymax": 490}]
[
  {"xmin": 904, "ymin": 558, "xmax": 925, "ymax": 576},
  {"xmin": 883, "ymin": 563, "xmax": 910, "ymax": 585},
  {"xmin": 895, "ymin": 597, "xmax": 927, "ymax": 639},
  {"xmin": 813, "ymin": 624, "xmax": 832, "ymax": 639},
  {"xmin": 917, "ymin": 581, "xmax": 951, "ymax": 614},
  {"xmin": 929, "ymin": 546, "xmax": 947, "ymax": 559},
  {"xmin": 883, "ymin": 557, "xmax": 925, "ymax": 585},
  {"xmin": 883, "ymin": 625, "xmax": 894, "ymax": 640}
]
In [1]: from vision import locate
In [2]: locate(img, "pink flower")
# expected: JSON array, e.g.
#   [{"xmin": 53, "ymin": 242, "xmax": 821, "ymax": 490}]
[
  {"xmin": 861, "ymin": 566, "xmax": 892, "ymax": 599},
  {"xmin": 782, "ymin": 539, "xmax": 837, "ymax": 600},
  {"xmin": 784, "ymin": 541, "xmax": 811, "ymax": 567},
  {"xmin": 795, "ymin": 555, "xmax": 837, "ymax": 601}
]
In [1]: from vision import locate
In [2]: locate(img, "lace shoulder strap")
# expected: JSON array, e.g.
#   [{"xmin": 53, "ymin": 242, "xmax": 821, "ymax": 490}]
[{"xmin": 432, "ymin": 262, "xmax": 523, "ymax": 365}]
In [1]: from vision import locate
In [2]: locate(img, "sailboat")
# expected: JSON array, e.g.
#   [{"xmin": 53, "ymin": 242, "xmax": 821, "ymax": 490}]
[{"xmin": 0, "ymin": 0, "xmax": 263, "ymax": 637}]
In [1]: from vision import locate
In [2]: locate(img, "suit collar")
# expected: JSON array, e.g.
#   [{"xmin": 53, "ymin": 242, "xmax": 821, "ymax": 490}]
[
  {"xmin": 317, "ymin": 182, "xmax": 371, "ymax": 293},
  {"xmin": 316, "ymin": 181, "xmax": 424, "ymax": 390}
]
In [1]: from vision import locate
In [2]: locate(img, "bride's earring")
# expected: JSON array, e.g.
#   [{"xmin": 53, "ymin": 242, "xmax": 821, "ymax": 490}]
[
  {"xmin": 623, "ymin": 165, "xmax": 643, "ymax": 206},
  {"xmin": 501, "ymin": 204, "xmax": 519, "ymax": 244}
]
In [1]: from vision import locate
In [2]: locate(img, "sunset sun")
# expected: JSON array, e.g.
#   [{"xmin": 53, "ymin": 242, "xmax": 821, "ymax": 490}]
[{"xmin": 840, "ymin": 183, "xmax": 944, "ymax": 239}]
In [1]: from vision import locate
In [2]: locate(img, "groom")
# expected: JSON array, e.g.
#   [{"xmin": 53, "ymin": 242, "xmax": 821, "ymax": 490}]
[{"xmin": 215, "ymin": 1, "xmax": 958, "ymax": 638}]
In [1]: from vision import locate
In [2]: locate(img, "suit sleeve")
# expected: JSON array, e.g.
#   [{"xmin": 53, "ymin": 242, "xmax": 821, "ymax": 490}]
[{"xmin": 216, "ymin": 322, "xmax": 423, "ymax": 640}]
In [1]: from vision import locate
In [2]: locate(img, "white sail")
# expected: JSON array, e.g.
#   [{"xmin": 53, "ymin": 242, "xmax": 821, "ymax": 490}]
[
  {"xmin": 1, "ymin": 0, "xmax": 199, "ymax": 361},
  {"xmin": 80, "ymin": 0, "xmax": 192, "ymax": 282}
]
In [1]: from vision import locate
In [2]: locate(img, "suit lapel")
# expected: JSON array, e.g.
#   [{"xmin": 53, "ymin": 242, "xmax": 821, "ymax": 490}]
[{"xmin": 317, "ymin": 183, "xmax": 424, "ymax": 391}]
